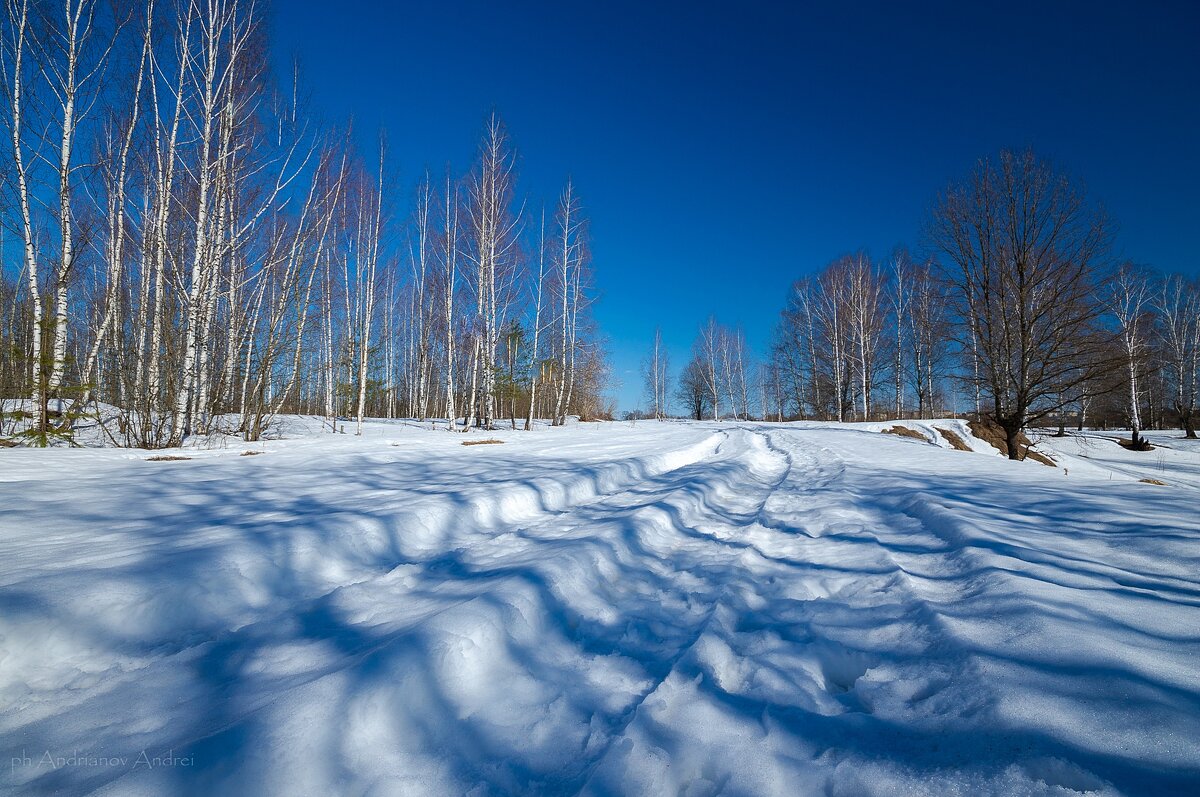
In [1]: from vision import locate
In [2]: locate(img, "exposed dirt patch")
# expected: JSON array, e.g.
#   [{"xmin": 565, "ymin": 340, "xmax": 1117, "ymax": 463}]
[
  {"xmin": 240, "ymin": 450, "xmax": 264, "ymax": 457},
  {"xmin": 1024, "ymin": 450, "xmax": 1057, "ymax": 467},
  {"xmin": 146, "ymin": 455, "xmax": 192, "ymax": 461},
  {"xmin": 462, "ymin": 438, "xmax": 504, "ymax": 446},
  {"xmin": 934, "ymin": 427, "xmax": 972, "ymax": 451},
  {"xmin": 967, "ymin": 419, "xmax": 1055, "ymax": 466},
  {"xmin": 1139, "ymin": 478, "xmax": 1168, "ymax": 486},
  {"xmin": 881, "ymin": 425, "xmax": 928, "ymax": 442},
  {"xmin": 1118, "ymin": 438, "xmax": 1155, "ymax": 452}
]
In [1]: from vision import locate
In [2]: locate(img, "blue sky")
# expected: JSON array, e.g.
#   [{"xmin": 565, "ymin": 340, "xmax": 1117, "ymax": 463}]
[{"xmin": 271, "ymin": 1, "xmax": 1200, "ymax": 412}]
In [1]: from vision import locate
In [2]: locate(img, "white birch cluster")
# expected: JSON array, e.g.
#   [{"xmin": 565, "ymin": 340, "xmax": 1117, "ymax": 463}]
[{"xmin": 0, "ymin": 1, "xmax": 607, "ymax": 446}]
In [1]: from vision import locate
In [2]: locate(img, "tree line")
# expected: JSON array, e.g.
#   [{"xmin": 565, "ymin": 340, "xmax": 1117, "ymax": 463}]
[
  {"xmin": 0, "ymin": 0, "xmax": 608, "ymax": 447},
  {"xmin": 651, "ymin": 150, "xmax": 1197, "ymax": 459}
]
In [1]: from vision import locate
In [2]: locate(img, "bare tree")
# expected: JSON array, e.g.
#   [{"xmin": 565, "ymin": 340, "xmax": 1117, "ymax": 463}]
[
  {"xmin": 1106, "ymin": 263, "xmax": 1154, "ymax": 448},
  {"xmin": 642, "ymin": 327, "xmax": 669, "ymax": 419},
  {"xmin": 907, "ymin": 259, "xmax": 948, "ymax": 418},
  {"xmin": 1, "ymin": 0, "xmax": 46, "ymax": 428},
  {"xmin": 354, "ymin": 148, "xmax": 386, "ymax": 435},
  {"xmin": 40, "ymin": 0, "xmax": 120, "ymax": 393},
  {"xmin": 676, "ymin": 357, "xmax": 709, "ymax": 421},
  {"xmin": 695, "ymin": 317, "xmax": 722, "ymax": 420},
  {"xmin": 549, "ymin": 179, "xmax": 587, "ymax": 425},
  {"xmin": 777, "ymin": 278, "xmax": 822, "ymax": 418},
  {"xmin": 466, "ymin": 113, "xmax": 522, "ymax": 429},
  {"xmin": 518, "ymin": 207, "xmax": 545, "ymax": 429},
  {"xmin": 845, "ymin": 253, "xmax": 885, "ymax": 420},
  {"xmin": 1156, "ymin": 274, "xmax": 1199, "ymax": 438},
  {"xmin": 436, "ymin": 167, "xmax": 460, "ymax": 430},
  {"xmin": 0, "ymin": 7, "xmax": 611, "ymax": 448},
  {"xmin": 814, "ymin": 262, "xmax": 853, "ymax": 422},
  {"xmin": 891, "ymin": 250, "xmax": 911, "ymax": 418},
  {"xmin": 929, "ymin": 149, "xmax": 1112, "ymax": 459}
]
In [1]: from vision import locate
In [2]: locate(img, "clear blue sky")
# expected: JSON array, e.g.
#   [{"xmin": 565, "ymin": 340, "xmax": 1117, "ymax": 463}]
[{"xmin": 271, "ymin": 0, "xmax": 1200, "ymax": 413}]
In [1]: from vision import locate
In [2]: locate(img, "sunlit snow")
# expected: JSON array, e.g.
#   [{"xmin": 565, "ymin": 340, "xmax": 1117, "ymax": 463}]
[{"xmin": 2, "ymin": 419, "xmax": 1198, "ymax": 795}]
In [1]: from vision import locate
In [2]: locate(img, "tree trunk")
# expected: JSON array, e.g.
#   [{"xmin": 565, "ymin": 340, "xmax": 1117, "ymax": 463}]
[{"xmin": 1001, "ymin": 420, "xmax": 1023, "ymax": 460}]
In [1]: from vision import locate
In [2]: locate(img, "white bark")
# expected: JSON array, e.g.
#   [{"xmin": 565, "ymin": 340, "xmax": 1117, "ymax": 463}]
[
  {"xmin": 525, "ymin": 209, "xmax": 546, "ymax": 430},
  {"xmin": 441, "ymin": 170, "xmax": 459, "ymax": 430},
  {"xmin": 3, "ymin": 0, "xmax": 43, "ymax": 403}
]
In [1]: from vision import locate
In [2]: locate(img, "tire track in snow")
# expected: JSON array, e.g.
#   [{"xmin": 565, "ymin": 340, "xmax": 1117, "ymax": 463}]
[
  {"xmin": 762, "ymin": 428, "xmax": 995, "ymax": 708},
  {"xmin": 570, "ymin": 428, "xmax": 802, "ymax": 790},
  {"xmin": 342, "ymin": 426, "xmax": 795, "ymax": 793},
  {"xmin": 326, "ymin": 426, "xmax": 792, "ymax": 794},
  {"xmin": 579, "ymin": 427, "xmax": 1012, "ymax": 795},
  {"xmin": 576, "ymin": 429, "xmax": 792, "ymax": 720}
]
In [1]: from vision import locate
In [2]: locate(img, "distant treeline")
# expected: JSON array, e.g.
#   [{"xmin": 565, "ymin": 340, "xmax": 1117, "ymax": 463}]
[{"xmin": 653, "ymin": 151, "xmax": 1197, "ymax": 459}]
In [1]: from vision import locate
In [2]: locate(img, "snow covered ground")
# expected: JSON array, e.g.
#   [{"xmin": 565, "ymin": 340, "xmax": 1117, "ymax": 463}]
[
  {"xmin": 1034, "ymin": 428, "xmax": 1200, "ymax": 490},
  {"xmin": 2, "ymin": 418, "xmax": 1198, "ymax": 796}
]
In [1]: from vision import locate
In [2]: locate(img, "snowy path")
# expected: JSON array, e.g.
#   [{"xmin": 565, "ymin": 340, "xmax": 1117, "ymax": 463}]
[{"xmin": 2, "ymin": 422, "xmax": 1199, "ymax": 796}]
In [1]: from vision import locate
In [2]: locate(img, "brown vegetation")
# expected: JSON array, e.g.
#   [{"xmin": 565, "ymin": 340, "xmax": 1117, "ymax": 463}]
[
  {"xmin": 881, "ymin": 425, "xmax": 928, "ymax": 442},
  {"xmin": 967, "ymin": 419, "xmax": 1055, "ymax": 466},
  {"xmin": 934, "ymin": 427, "xmax": 972, "ymax": 451},
  {"xmin": 462, "ymin": 438, "xmax": 504, "ymax": 446},
  {"xmin": 146, "ymin": 455, "xmax": 192, "ymax": 462}
]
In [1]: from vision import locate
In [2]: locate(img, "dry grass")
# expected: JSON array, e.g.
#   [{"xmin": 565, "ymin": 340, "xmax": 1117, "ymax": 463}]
[
  {"xmin": 240, "ymin": 450, "xmax": 264, "ymax": 457},
  {"xmin": 881, "ymin": 425, "xmax": 928, "ymax": 442},
  {"xmin": 934, "ymin": 427, "xmax": 972, "ymax": 451},
  {"xmin": 967, "ymin": 419, "xmax": 1017, "ymax": 453},
  {"xmin": 967, "ymin": 419, "xmax": 1055, "ymax": 467},
  {"xmin": 146, "ymin": 455, "xmax": 192, "ymax": 462},
  {"xmin": 1118, "ymin": 438, "xmax": 1155, "ymax": 452},
  {"xmin": 462, "ymin": 438, "xmax": 504, "ymax": 447},
  {"xmin": 1024, "ymin": 449, "xmax": 1057, "ymax": 467},
  {"xmin": 1139, "ymin": 477, "xmax": 1168, "ymax": 486},
  {"xmin": 0, "ymin": 439, "xmax": 18, "ymax": 448}
]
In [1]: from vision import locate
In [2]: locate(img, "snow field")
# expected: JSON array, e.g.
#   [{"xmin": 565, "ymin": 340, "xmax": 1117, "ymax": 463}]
[{"xmin": 1, "ymin": 419, "xmax": 1198, "ymax": 795}]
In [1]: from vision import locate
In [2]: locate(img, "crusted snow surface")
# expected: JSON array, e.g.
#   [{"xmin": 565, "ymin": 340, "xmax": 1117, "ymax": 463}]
[{"xmin": 1, "ymin": 420, "xmax": 1198, "ymax": 796}]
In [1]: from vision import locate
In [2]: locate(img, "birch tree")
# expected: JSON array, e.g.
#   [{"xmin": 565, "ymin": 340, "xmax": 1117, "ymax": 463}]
[
  {"xmin": 696, "ymin": 317, "xmax": 722, "ymax": 420},
  {"xmin": 891, "ymin": 250, "xmax": 910, "ymax": 417},
  {"xmin": 642, "ymin": 327, "xmax": 669, "ymax": 420},
  {"xmin": 524, "ymin": 207, "xmax": 547, "ymax": 430},
  {"xmin": 0, "ymin": 8, "xmax": 610, "ymax": 447},
  {"xmin": 814, "ymin": 263, "xmax": 853, "ymax": 422},
  {"xmin": 906, "ymin": 260, "xmax": 947, "ymax": 418},
  {"xmin": 1107, "ymin": 263, "xmax": 1154, "ymax": 449},
  {"xmin": 1, "ymin": 0, "xmax": 45, "ymax": 428},
  {"xmin": 40, "ymin": 0, "xmax": 119, "ymax": 393},
  {"xmin": 437, "ymin": 168, "xmax": 460, "ymax": 429},
  {"xmin": 1157, "ymin": 274, "xmax": 1199, "ymax": 438},
  {"xmin": 549, "ymin": 179, "xmax": 586, "ymax": 426},
  {"xmin": 845, "ymin": 253, "xmax": 884, "ymax": 420},
  {"xmin": 172, "ymin": 0, "xmax": 253, "ymax": 442},
  {"xmin": 466, "ymin": 113, "xmax": 521, "ymax": 429}
]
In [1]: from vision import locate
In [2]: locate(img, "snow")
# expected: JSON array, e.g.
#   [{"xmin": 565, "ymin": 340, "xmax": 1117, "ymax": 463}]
[
  {"xmin": 1035, "ymin": 429, "xmax": 1200, "ymax": 489},
  {"xmin": 2, "ymin": 419, "xmax": 1199, "ymax": 796}
]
